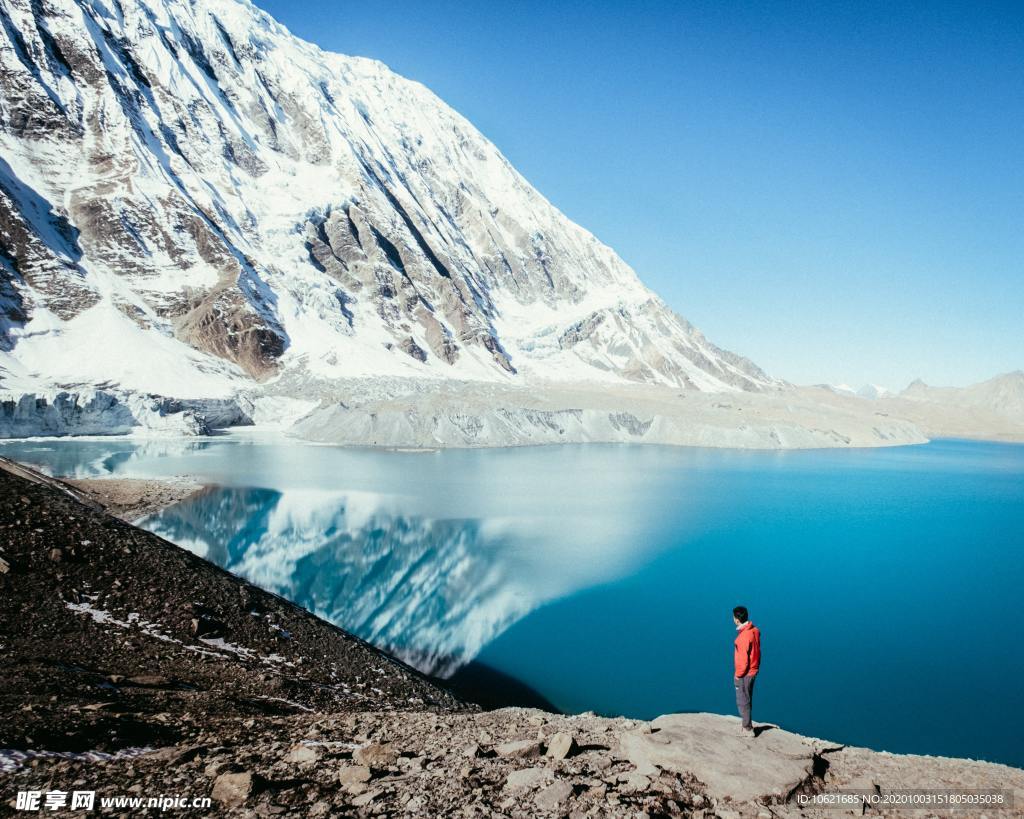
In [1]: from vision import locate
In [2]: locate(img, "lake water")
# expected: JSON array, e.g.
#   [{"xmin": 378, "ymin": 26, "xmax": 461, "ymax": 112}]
[{"xmin": 3, "ymin": 435, "xmax": 1022, "ymax": 767}]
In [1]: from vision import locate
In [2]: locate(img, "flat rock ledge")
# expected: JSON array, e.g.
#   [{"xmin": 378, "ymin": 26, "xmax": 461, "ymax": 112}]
[{"xmin": 620, "ymin": 713, "xmax": 836, "ymax": 804}]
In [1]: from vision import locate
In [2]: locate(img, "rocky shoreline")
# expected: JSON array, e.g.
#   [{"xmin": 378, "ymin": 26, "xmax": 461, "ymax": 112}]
[{"xmin": 1, "ymin": 458, "xmax": 1020, "ymax": 817}]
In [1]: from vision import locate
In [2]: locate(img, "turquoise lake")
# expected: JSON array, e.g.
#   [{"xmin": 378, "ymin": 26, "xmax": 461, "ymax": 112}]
[{"xmin": 3, "ymin": 436, "xmax": 1022, "ymax": 767}]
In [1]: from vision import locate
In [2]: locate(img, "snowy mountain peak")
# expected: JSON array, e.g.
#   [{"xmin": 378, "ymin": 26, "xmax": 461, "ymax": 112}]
[
  {"xmin": 0, "ymin": 0, "xmax": 774, "ymax": 400},
  {"xmin": 856, "ymin": 384, "xmax": 892, "ymax": 400}
]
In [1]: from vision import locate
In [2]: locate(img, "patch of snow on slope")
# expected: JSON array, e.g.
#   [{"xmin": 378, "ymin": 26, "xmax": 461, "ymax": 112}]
[{"xmin": 3, "ymin": 303, "xmax": 243, "ymax": 398}]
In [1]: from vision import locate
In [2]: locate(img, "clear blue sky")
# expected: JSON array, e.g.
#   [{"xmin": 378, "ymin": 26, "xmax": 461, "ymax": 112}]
[{"xmin": 257, "ymin": 0, "xmax": 1023, "ymax": 389}]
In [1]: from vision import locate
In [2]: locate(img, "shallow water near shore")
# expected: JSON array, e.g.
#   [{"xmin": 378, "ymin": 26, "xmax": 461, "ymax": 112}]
[{"xmin": 3, "ymin": 436, "xmax": 1022, "ymax": 767}]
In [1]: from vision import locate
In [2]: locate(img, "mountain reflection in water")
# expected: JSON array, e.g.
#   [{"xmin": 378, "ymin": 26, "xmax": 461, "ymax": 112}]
[{"xmin": 141, "ymin": 484, "xmax": 664, "ymax": 677}]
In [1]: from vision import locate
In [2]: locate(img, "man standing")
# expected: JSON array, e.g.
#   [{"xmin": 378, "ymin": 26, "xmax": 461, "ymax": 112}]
[{"xmin": 733, "ymin": 605, "xmax": 761, "ymax": 736}]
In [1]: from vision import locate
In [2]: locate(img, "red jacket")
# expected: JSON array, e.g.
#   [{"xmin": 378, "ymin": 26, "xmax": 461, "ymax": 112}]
[{"xmin": 734, "ymin": 622, "xmax": 761, "ymax": 677}]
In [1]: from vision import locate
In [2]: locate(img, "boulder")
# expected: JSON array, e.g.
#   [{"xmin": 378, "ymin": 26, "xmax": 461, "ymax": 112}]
[
  {"xmin": 534, "ymin": 780, "xmax": 574, "ymax": 810},
  {"xmin": 494, "ymin": 739, "xmax": 543, "ymax": 759},
  {"xmin": 503, "ymin": 768, "xmax": 551, "ymax": 793},
  {"xmin": 211, "ymin": 772, "xmax": 256, "ymax": 806},
  {"xmin": 338, "ymin": 765, "xmax": 372, "ymax": 786},
  {"xmin": 353, "ymin": 742, "xmax": 397, "ymax": 769},
  {"xmin": 284, "ymin": 744, "xmax": 320, "ymax": 764},
  {"xmin": 545, "ymin": 731, "xmax": 577, "ymax": 760}
]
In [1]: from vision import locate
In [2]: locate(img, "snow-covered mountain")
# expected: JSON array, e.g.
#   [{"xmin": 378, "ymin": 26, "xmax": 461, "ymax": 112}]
[
  {"xmin": 820, "ymin": 382, "xmax": 892, "ymax": 400},
  {"xmin": 856, "ymin": 383, "xmax": 891, "ymax": 400},
  {"xmin": 823, "ymin": 383, "xmax": 857, "ymax": 396},
  {"xmin": 0, "ymin": 0, "xmax": 774, "ymax": 414}
]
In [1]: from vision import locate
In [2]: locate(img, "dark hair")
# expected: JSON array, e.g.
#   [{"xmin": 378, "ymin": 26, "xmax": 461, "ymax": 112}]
[{"xmin": 733, "ymin": 606, "xmax": 748, "ymax": 623}]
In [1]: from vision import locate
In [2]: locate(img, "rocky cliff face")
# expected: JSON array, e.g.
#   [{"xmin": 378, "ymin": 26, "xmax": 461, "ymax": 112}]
[{"xmin": 0, "ymin": 0, "xmax": 774, "ymax": 405}]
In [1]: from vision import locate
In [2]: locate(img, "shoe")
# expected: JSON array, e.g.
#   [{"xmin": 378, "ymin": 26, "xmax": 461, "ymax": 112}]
[{"xmin": 740, "ymin": 726, "xmax": 755, "ymax": 738}]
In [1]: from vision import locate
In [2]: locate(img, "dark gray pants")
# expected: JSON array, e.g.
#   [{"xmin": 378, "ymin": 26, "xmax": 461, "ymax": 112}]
[{"xmin": 735, "ymin": 674, "xmax": 756, "ymax": 729}]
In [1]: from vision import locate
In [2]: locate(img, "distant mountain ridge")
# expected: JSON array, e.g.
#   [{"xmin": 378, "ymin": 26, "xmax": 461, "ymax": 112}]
[
  {"xmin": 898, "ymin": 371, "xmax": 1024, "ymax": 420},
  {"xmin": 0, "ymin": 0, "xmax": 774, "ymax": 402}
]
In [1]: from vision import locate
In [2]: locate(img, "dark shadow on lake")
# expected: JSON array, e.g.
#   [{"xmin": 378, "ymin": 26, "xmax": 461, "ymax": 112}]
[{"xmin": 442, "ymin": 661, "xmax": 559, "ymax": 712}]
